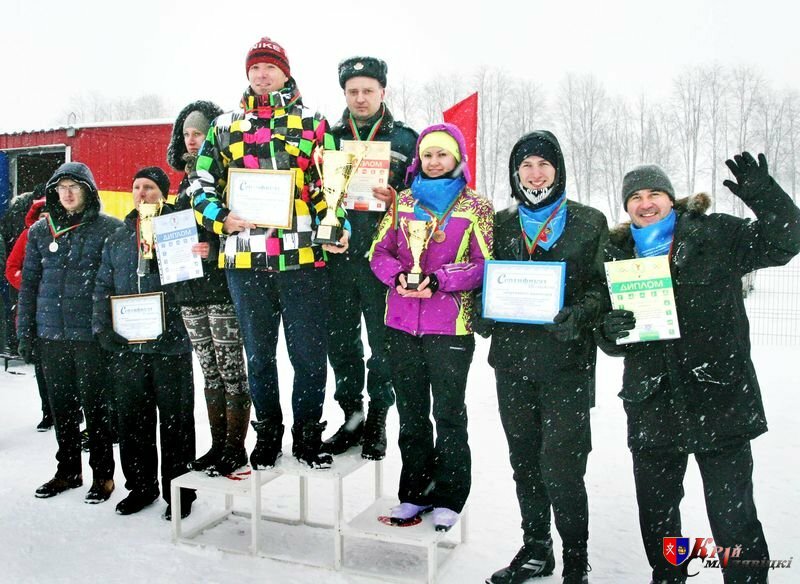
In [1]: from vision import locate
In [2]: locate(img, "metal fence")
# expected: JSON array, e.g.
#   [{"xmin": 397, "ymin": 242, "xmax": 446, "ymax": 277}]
[{"xmin": 745, "ymin": 255, "xmax": 800, "ymax": 345}]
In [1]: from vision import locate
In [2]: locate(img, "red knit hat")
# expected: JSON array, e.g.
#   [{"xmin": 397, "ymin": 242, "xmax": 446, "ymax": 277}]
[{"xmin": 246, "ymin": 37, "xmax": 291, "ymax": 78}]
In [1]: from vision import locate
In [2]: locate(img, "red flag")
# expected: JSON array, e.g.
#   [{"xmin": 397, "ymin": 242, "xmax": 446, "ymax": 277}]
[{"xmin": 443, "ymin": 92, "xmax": 478, "ymax": 189}]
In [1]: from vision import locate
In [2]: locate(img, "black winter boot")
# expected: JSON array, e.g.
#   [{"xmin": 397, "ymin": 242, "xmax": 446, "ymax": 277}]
[
  {"xmin": 293, "ymin": 421, "xmax": 333, "ymax": 469},
  {"xmin": 562, "ymin": 546, "xmax": 590, "ymax": 584},
  {"xmin": 321, "ymin": 400, "xmax": 364, "ymax": 455},
  {"xmin": 485, "ymin": 537, "xmax": 555, "ymax": 583},
  {"xmin": 189, "ymin": 397, "xmax": 227, "ymax": 472},
  {"xmin": 249, "ymin": 419, "xmax": 283, "ymax": 470},
  {"xmin": 361, "ymin": 404, "xmax": 389, "ymax": 460}
]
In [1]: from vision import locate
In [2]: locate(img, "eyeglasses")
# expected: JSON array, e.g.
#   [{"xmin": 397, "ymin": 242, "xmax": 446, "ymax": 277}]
[{"xmin": 56, "ymin": 184, "xmax": 82, "ymax": 194}]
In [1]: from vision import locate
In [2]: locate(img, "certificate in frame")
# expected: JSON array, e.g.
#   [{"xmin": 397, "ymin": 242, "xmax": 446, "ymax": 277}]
[
  {"xmin": 482, "ymin": 260, "xmax": 566, "ymax": 324},
  {"xmin": 110, "ymin": 292, "xmax": 166, "ymax": 343},
  {"xmin": 226, "ymin": 168, "xmax": 295, "ymax": 229}
]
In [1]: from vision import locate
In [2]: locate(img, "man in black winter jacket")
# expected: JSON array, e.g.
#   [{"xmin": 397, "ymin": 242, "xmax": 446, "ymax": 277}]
[
  {"xmin": 18, "ymin": 162, "xmax": 121, "ymax": 503},
  {"xmin": 322, "ymin": 56, "xmax": 418, "ymax": 460},
  {"xmin": 597, "ymin": 153, "xmax": 800, "ymax": 584}
]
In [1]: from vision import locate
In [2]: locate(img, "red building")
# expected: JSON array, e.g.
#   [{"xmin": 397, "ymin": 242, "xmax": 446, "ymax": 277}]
[{"xmin": 0, "ymin": 120, "xmax": 182, "ymax": 219}]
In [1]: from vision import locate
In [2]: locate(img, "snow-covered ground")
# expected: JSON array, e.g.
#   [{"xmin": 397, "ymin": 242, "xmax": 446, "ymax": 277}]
[{"xmin": 1, "ymin": 333, "xmax": 797, "ymax": 583}]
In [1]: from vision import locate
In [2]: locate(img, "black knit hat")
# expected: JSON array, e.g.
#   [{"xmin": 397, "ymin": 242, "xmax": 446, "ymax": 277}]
[
  {"xmin": 133, "ymin": 166, "xmax": 170, "ymax": 197},
  {"xmin": 508, "ymin": 130, "xmax": 567, "ymax": 210},
  {"xmin": 338, "ymin": 56, "xmax": 387, "ymax": 88},
  {"xmin": 621, "ymin": 165, "xmax": 675, "ymax": 210}
]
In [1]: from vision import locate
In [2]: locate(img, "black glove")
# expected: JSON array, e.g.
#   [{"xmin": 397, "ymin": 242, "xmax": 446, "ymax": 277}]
[
  {"xmin": 424, "ymin": 273, "xmax": 440, "ymax": 293},
  {"xmin": 544, "ymin": 305, "xmax": 585, "ymax": 342},
  {"xmin": 96, "ymin": 329, "xmax": 129, "ymax": 353},
  {"xmin": 723, "ymin": 152, "xmax": 772, "ymax": 203},
  {"xmin": 473, "ymin": 316, "xmax": 494, "ymax": 339},
  {"xmin": 18, "ymin": 337, "xmax": 36, "ymax": 364},
  {"xmin": 602, "ymin": 309, "xmax": 636, "ymax": 341}
]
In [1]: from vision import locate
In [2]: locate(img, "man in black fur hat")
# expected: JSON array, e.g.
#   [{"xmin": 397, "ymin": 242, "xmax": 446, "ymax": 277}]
[{"xmin": 598, "ymin": 154, "xmax": 800, "ymax": 584}]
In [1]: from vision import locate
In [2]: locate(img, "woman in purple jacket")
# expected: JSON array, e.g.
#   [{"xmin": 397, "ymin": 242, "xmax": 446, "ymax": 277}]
[{"xmin": 370, "ymin": 123, "xmax": 493, "ymax": 531}]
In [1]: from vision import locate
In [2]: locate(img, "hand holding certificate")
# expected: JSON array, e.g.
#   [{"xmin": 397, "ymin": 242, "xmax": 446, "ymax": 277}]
[
  {"xmin": 152, "ymin": 209, "xmax": 203, "ymax": 285},
  {"xmin": 604, "ymin": 255, "xmax": 681, "ymax": 344},
  {"xmin": 110, "ymin": 292, "xmax": 165, "ymax": 343},
  {"xmin": 341, "ymin": 140, "xmax": 391, "ymax": 212},
  {"xmin": 482, "ymin": 261, "xmax": 566, "ymax": 324}
]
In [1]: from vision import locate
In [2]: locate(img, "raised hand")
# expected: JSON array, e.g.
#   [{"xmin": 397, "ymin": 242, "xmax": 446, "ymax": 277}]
[{"xmin": 723, "ymin": 152, "xmax": 772, "ymax": 202}]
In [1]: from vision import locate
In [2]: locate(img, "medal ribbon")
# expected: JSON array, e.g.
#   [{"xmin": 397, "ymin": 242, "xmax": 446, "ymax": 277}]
[
  {"xmin": 348, "ymin": 105, "xmax": 384, "ymax": 142},
  {"xmin": 416, "ymin": 194, "xmax": 461, "ymax": 239},
  {"xmin": 520, "ymin": 198, "xmax": 567, "ymax": 256},
  {"xmin": 46, "ymin": 215, "xmax": 84, "ymax": 239}
]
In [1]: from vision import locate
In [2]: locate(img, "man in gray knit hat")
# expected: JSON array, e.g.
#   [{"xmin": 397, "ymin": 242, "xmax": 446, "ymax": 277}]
[{"xmin": 597, "ymin": 154, "xmax": 800, "ymax": 584}]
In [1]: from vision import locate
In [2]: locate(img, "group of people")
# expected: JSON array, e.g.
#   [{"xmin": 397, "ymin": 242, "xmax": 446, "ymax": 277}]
[{"xmin": 6, "ymin": 34, "xmax": 800, "ymax": 584}]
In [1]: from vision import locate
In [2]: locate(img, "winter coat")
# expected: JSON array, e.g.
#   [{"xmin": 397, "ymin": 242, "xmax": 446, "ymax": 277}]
[
  {"xmin": 487, "ymin": 200, "xmax": 609, "ymax": 391},
  {"xmin": 370, "ymin": 187, "xmax": 494, "ymax": 336},
  {"xmin": 5, "ymin": 198, "xmax": 46, "ymax": 290},
  {"xmin": 92, "ymin": 207, "xmax": 192, "ymax": 356},
  {"xmin": 598, "ymin": 188, "xmax": 800, "ymax": 453},
  {"xmin": 329, "ymin": 104, "xmax": 418, "ymax": 260},
  {"xmin": 188, "ymin": 81, "xmax": 337, "ymax": 272},
  {"xmin": 17, "ymin": 163, "xmax": 121, "ymax": 343},
  {"xmin": 166, "ymin": 100, "xmax": 223, "ymax": 174}
]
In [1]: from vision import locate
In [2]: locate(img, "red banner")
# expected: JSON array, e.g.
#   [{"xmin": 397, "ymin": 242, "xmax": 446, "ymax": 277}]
[{"xmin": 443, "ymin": 92, "xmax": 478, "ymax": 189}]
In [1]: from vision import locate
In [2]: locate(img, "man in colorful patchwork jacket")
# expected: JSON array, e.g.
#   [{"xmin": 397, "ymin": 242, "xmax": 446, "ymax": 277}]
[
  {"xmin": 322, "ymin": 56, "xmax": 418, "ymax": 461},
  {"xmin": 188, "ymin": 36, "xmax": 345, "ymax": 470}
]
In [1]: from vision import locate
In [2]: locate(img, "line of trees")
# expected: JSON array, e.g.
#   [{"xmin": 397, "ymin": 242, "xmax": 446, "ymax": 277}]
[{"xmin": 386, "ymin": 64, "xmax": 799, "ymax": 223}]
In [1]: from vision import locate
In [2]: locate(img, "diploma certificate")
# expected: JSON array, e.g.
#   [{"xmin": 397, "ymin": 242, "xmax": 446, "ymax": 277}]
[
  {"xmin": 110, "ymin": 292, "xmax": 165, "ymax": 343},
  {"xmin": 152, "ymin": 209, "xmax": 203, "ymax": 285},
  {"xmin": 341, "ymin": 140, "xmax": 390, "ymax": 212},
  {"xmin": 227, "ymin": 168, "xmax": 295, "ymax": 229},
  {"xmin": 604, "ymin": 255, "xmax": 681, "ymax": 344},
  {"xmin": 482, "ymin": 261, "xmax": 566, "ymax": 324}
]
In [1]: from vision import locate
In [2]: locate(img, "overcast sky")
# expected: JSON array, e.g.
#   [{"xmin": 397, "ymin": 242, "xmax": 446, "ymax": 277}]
[{"xmin": 2, "ymin": 0, "xmax": 798, "ymax": 134}]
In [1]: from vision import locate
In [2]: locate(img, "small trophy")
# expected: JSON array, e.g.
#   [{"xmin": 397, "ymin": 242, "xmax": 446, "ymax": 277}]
[
  {"xmin": 401, "ymin": 218, "xmax": 436, "ymax": 290},
  {"xmin": 313, "ymin": 148, "xmax": 365, "ymax": 245},
  {"xmin": 137, "ymin": 202, "xmax": 162, "ymax": 276}
]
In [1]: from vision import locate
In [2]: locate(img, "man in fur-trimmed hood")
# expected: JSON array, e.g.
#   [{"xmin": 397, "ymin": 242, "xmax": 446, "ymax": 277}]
[{"xmin": 598, "ymin": 154, "xmax": 800, "ymax": 584}]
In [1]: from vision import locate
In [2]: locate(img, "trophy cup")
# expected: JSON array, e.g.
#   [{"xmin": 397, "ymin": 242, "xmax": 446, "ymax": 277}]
[
  {"xmin": 313, "ymin": 148, "xmax": 365, "ymax": 245},
  {"xmin": 401, "ymin": 218, "xmax": 436, "ymax": 290},
  {"xmin": 137, "ymin": 202, "xmax": 162, "ymax": 276}
]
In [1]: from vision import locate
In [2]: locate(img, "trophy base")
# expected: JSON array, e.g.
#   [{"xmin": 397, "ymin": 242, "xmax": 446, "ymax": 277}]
[
  {"xmin": 405, "ymin": 272, "xmax": 423, "ymax": 290},
  {"xmin": 314, "ymin": 224, "xmax": 343, "ymax": 246}
]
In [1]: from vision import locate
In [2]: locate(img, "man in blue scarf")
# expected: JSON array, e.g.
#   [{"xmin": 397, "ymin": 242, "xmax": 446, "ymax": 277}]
[{"xmin": 599, "ymin": 154, "xmax": 800, "ymax": 584}]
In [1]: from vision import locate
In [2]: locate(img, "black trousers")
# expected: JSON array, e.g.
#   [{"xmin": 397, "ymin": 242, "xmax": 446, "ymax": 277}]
[
  {"xmin": 495, "ymin": 367, "xmax": 592, "ymax": 550},
  {"xmin": 632, "ymin": 441, "xmax": 769, "ymax": 584},
  {"xmin": 113, "ymin": 351, "xmax": 195, "ymax": 502},
  {"xmin": 388, "ymin": 329, "xmax": 474, "ymax": 512},
  {"xmin": 327, "ymin": 257, "xmax": 394, "ymax": 409},
  {"xmin": 39, "ymin": 339, "xmax": 114, "ymax": 480}
]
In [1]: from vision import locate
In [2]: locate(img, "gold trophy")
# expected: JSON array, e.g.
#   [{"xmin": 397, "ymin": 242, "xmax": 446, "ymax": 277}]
[
  {"xmin": 401, "ymin": 218, "xmax": 436, "ymax": 290},
  {"xmin": 313, "ymin": 147, "xmax": 365, "ymax": 245},
  {"xmin": 137, "ymin": 201, "xmax": 162, "ymax": 276}
]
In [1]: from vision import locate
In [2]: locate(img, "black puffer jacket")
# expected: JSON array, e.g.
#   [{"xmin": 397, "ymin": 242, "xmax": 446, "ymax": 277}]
[
  {"xmin": 329, "ymin": 104, "xmax": 418, "ymax": 259},
  {"xmin": 598, "ymin": 188, "xmax": 800, "ymax": 452},
  {"xmin": 486, "ymin": 131, "xmax": 609, "ymax": 403},
  {"xmin": 17, "ymin": 163, "xmax": 121, "ymax": 342},
  {"xmin": 92, "ymin": 206, "xmax": 191, "ymax": 355}
]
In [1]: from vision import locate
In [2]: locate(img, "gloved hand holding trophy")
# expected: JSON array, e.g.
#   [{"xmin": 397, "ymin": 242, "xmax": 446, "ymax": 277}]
[
  {"xmin": 400, "ymin": 218, "xmax": 437, "ymax": 290},
  {"xmin": 313, "ymin": 145, "xmax": 366, "ymax": 246}
]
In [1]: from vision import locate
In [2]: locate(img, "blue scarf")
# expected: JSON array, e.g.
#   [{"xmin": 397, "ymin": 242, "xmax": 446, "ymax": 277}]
[
  {"xmin": 631, "ymin": 210, "xmax": 676, "ymax": 257},
  {"xmin": 518, "ymin": 194, "xmax": 567, "ymax": 251},
  {"xmin": 411, "ymin": 175, "xmax": 466, "ymax": 220}
]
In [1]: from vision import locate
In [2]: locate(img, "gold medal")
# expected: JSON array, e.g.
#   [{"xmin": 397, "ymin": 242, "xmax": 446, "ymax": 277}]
[
  {"xmin": 432, "ymin": 230, "xmax": 446, "ymax": 243},
  {"xmin": 49, "ymin": 241, "xmax": 59, "ymax": 252}
]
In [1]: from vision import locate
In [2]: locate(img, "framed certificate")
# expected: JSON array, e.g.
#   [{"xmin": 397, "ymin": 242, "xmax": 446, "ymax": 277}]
[
  {"xmin": 604, "ymin": 256, "xmax": 681, "ymax": 344},
  {"xmin": 152, "ymin": 209, "xmax": 203, "ymax": 285},
  {"xmin": 226, "ymin": 168, "xmax": 295, "ymax": 229},
  {"xmin": 482, "ymin": 260, "xmax": 566, "ymax": 324},
  {"xmin": 110, "ymin": 292, "xmax": 165, "ymax": 343},
  {"xmin": 341, "ymin": 140, "xmax": 391, "ymax": 212}
]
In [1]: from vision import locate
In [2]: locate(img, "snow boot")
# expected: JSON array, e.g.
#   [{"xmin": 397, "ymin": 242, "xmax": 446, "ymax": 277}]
[
  {"xmin": 207, "ymin": 396, "xmax": 251, "ymax": 477},
  {"xmin": 321, "ymin": 400, "xmax": 364, "ymax": 455},
  {"xmin": 292, "ymin": 421, "xmax": 333, "ymax": 469},
  {"xmin": 485, "ymin": 537, "xmax": 555, "ymax": 583},
  {"xmin": 84, "ymin": 479, "xmax": 115, "ymax": 504},
  {"xmin": 361, "ymin": 403, "xmax": 388, "ymax": 460},
  {"xmin": 115, "ymin": 488, "xmax": 159, "ymax": 515},
  {"xmin": 432, "ymin": 507, "xmax": 460, "ymax": 532},
  {"xmin": 35, "ymin": 474, "xmax": 83, "ymax": 498},
  {"xmin": 36, "ymin": 412, "xmax": 53, "ymax": 432},
  {"xmin": 249, "ymin": 419, "xmax": 283, "ymax": 470},
  {"xmin": 562, "ymin": 546, "xmax": 590, "ymax": 584},
  {"xmin": 188, "ymin": 393, "xmax": 226, "ymax": 472},
  {"xmin": 389, "ymin": 502, "xmax": 432, "ymax": 526}
]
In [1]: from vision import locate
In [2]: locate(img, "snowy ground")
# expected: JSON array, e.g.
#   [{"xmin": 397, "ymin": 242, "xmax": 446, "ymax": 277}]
[{"xmin": 1, "ymin": 335, "xmax": 797, "ymax": 583}]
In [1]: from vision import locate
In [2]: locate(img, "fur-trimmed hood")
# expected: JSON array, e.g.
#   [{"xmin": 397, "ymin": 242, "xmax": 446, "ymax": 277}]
[
  {"xmin": 609, "ymin": 192, "xmax": 711, "ymax": 245},
  {"xmin": 167, "ymin": 100, "xmax": 223, "ymax": 172}
]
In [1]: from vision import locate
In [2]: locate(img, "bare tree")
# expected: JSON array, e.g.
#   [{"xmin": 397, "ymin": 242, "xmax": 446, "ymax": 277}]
[
  {"xmin": 598, "ymin": 97, "xmax": 636, "ymax": 224},
  {"xmin": 385, "ymin": 77, "xmax": 423, "ymax": 129},
  {"xmin": 671, "ymin": 66, "xmax": 704, "ymax": 195},
  {"xmin": 474, "ymin": 67, "xmax": 512, "ymax": 206},
  {"xmin": 701, "ymin": 64, "xmax": 728, "ymax": 209},
  {"xmin": 727, "ymin": 66, "xmax": 764, "ymax": 216},
  {"xmin": 60, "ymin": 92, "xmax": 170, "ymax": 124}
]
